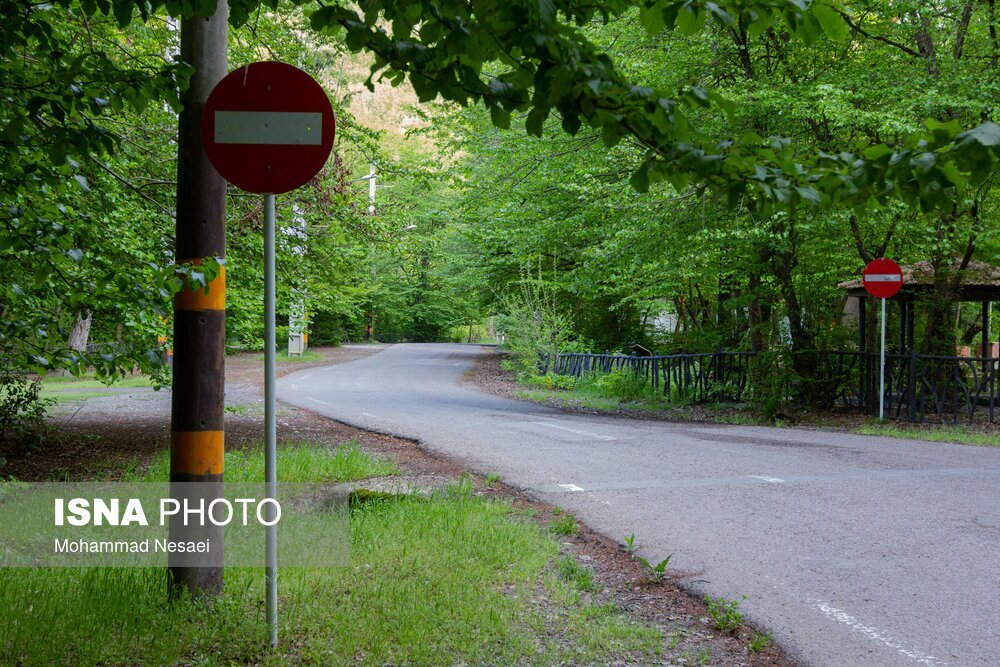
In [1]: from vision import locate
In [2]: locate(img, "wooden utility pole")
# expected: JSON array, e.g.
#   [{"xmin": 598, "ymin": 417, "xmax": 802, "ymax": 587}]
[{"xmin": 170, "ymin": 0, "xmax": 228, "ymax": 597}]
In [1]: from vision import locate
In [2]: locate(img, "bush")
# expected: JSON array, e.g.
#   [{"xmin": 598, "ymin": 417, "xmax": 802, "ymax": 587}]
[
  {"xmin": 524, "ymin": 374, "xmax": 577, "ymax": 391},
  {"xmin": 496, "ymin": 276, "xmax": 575, "ymax": 380},
  {"xmin": 577, "ymin": 369, "xmax": 653, "ymax": 402},
  {"xmin": 0, "ymin": 373, "xmax": 52, "ymax": 448}
]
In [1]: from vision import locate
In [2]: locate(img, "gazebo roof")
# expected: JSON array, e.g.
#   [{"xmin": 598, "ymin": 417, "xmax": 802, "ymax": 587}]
[{"xmin": 838, "ymin": 259, "xmax": 1000, "ymax": 301}]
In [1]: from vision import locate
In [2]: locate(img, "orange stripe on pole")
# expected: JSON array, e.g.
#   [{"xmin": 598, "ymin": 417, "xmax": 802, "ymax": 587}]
[
  {"xmin": 171, "ymin": 430, "xmax": 224, "ymax": 475},
  {"xmin": 175, "ymin": 264, "xmax": 226, "ymax": 312}
]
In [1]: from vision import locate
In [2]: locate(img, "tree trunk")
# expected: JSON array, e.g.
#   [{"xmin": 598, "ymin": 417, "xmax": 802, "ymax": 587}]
[{"xmin": 67, "ymin": 310, "xmax": 92, "ymax": 352}]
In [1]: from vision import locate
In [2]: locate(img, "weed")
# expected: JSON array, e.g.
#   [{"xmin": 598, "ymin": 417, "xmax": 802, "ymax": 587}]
[
  {"xmin": 224, "ymin": 403, "xmax": 250, "ymax": 415},
  {"xmin": 485, "ymin": 472, "xmax": 502, "ymax": 486},
  {"xmin": 636, "ymin": 553, "xmax": 672, "ymax": 583},
  {"xmin": 749, "ymin": 630, "xmax": 773, "ymax": 653},
  {"xmin": 549, "ymin": 512, "xmax": 579, "ymax": 536},
  {"xmin": 556, "ymin": 555, "xmax": 598, "ymax": 592},
  {"xmin": 705, "ymin": 595, "xmax": 746, "ymax": 634},
  {"xmin": 623, "ymin": 532, "xmax": 636, "ymax": 553}
]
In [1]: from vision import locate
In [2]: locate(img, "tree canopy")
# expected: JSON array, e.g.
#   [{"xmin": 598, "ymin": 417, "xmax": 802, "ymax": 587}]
[{"xmin": 1, "ymin": 0, "xmax": 997, "ymax": 392}]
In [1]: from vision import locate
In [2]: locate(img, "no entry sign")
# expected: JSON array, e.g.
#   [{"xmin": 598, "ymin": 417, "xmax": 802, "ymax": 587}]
[
  {"xmin": 202, "ymin": 62, "xmax": 335, "ymax": 194},
  {"xmin": 862, "ymin": 258, "xmax": 903, "ymax": 299}
]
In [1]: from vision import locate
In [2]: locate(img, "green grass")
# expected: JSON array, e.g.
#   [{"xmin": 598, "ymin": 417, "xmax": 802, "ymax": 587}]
[
  {"xmin": 855, "ymin": 424, "xmax": 1000, "ymax": 447},
  {"xmin": 2, "ymin": 442, "xmax": 662, "ymax": 666},
  {"xmin": 41, "ymin": 389, "xmax": 119, "ymax": 403},
  {"xmin": 35, "ymin": 373, "xmax": 155, "ymax": 403},
  {"xmin": 41, "ymin": 375, "xmax": 152, "ymax": 387},
  {"xmin": 125, "ymin": 440, "xmax": 401, "ymax": 483},
  {"xmin": 549, "ymin": 511, "xmax": 579, "ymax": 536},
  {"xmin": 556, "ymin": 555, "xmax": 598, "ymax": 592},
  {"xmin": 516, "ymin": 388, "xmax": 622, "ymax": 412},
  {"xmin": 254, "ymin": 349, "xmax": 324, "ymax": 363}
]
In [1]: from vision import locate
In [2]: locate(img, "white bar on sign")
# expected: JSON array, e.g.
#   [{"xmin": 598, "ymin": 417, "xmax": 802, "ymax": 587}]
[
  {"xmin": 864, "ymin": 274, "xmax": 902, "ymax": 282},
  {"xmin": 215, "ymin": 111, "xmax": 323, "ymax": 145}
]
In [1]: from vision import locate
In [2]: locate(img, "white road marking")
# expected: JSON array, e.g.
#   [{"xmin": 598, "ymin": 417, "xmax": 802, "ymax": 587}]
[
  {"xmin": 749, "ymin": 475, "xmax": 786, "ymax": 484},
  {"xmin": 214, "ymin": 111, "xmax": 323, "ymax": 145},
  {"xmin": 529, "ymin": 421, "xmax": 615, "ymax": 441},
  {"xmin": 813, "ymin": 601, "xmax": 946, "ymax": 666},
  {"xmin": 305, "ymin": 397, "xmax": 329, "ymax": 406},
  {"xmin": 558, "ymin": 483, "xmax": 585, "ymax": 492}
]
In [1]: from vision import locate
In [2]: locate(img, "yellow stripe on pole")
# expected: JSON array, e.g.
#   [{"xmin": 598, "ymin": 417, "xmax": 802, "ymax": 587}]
[
  {"xmin": 171, "ymin": 430, "xmax": 224, "ymax": 475},
  {"xmin": 174, "ymin": 264, "xmax": 226, "ymax": 312}
]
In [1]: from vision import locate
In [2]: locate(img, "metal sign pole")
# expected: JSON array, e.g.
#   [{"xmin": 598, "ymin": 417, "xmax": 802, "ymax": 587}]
[
  {"xmin": 263, "ymin": 192, "xmax": 278, "ymax": 647},
  {"xmin": 879, "ymin": 297, "xmax": 886, "ymax": 421}
]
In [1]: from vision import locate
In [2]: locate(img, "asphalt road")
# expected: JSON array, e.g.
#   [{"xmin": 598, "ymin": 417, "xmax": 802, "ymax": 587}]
[{"xmin": 278, "ymin": 343, "xmax": 1000, "ymax": 666}]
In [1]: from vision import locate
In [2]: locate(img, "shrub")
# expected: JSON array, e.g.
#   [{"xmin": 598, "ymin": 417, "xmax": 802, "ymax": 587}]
[{"xmin": 0, "ymin": 373, "xmax": 52, "ymax": 448}]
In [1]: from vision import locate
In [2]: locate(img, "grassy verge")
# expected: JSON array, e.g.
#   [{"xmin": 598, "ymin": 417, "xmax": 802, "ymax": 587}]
[
  {"xmin": 1, "ymin": 441, "xmax": 663, "ymax": 666},
  {"xmin": 515, "ymin": 372, "xmax": 761, "ymax": 425},
  {"xmin": 35, "ymin": 373, "xmax": 155, "ymax": 403},
  {"xmin": 254, "ymin": 349, "xmax": 325, "ymax": 363},
  {"xmin": 855, "ymin": 424, "xmax": 999, "ymax": 447},
  {"xmin": 513, "ymin": 371, "xmax": 999, "ymax": 439}
]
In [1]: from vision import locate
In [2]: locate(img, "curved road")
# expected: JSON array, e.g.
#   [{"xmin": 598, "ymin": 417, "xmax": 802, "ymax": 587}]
[{"xmin": 278, "ymin": 343, "xmax": 1000, "ymax": 666}]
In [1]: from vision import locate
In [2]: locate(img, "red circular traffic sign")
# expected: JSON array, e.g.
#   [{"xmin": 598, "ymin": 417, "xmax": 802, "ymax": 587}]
[
  {"xmin": 201, "ymin": 62, "xmax": 335, "ymax": 195},
  {"xmin": 862, "ymin": 258, "xmax": 903, "ymax": 299}
]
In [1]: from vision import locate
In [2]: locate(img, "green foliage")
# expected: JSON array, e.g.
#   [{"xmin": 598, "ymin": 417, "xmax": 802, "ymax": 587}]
[
  {"xmin": 749, "ymin": 630, "xmax": 773, "ymax": 653},
  {"xmin": 556, "ymin": 555, "xmax": 599, "ymax": 592},
  {"xmin": 312, "ymin": 0, "xmax": 999, "ymax": 212},
  {"xmin": 0, "ymin": 467, "xmax": 661, "ymax": 665},
  {"xmin": 0, "ymin": 374, "xmax": 52, "ymax": 447},
  {"xmin": 497, "ymin": 275, "xmax": 577, "ymax": 380},
  {"xmin": 524, "ymin": 373, "xmax": 578, "ymax": 391},
  {"xmin": 578, "ymin": 369, "xmax": 654, "ymax": 402},
  {"xmin": 635, "ymin": 552, "xmax": 672, "ymax": 583},
  {"xmin": 132, "ymin": 441, "xmax": 399, "ymax": 483},
  {"xmin": 704, "ymin": 595, "xmax": 746, "ymax": 634},
  {"xmin": 3, "ymin": 0, "xmax": 999, "ymax": 424},
  {"xmin": 550, "ymin": 511, "xmax": 580, "ymax": 536}
]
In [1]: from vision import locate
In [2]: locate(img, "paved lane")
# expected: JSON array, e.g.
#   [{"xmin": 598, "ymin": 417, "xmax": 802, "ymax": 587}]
[{"xmin": 279, "ymin": 343, "xmax": 1000, "ymax": 666}]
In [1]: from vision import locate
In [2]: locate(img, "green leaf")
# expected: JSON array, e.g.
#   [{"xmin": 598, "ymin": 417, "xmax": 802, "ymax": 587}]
[
  {"xmin": 863, "ymin": 145, "xmax": 893, "ymax": 160},
  {"xmin": 72, "ymin": 174, "xmax": 90, "ymax": 192},
  {"xmin": 630, "ymin": 162, "xmax": 651, "ymax": 193},
  {"xmin": 561, "ymin": 112, "xmax": 581, "ymax": 135},
  {"xmin": 490, "ymin": 105, "xmax": 511, "ymax": 130},
  {"xmin": 959, "ymin": 122, "xmax": 1000, "ymax": 147},
  {"xmin": 638, "ymin": 4, "xmax": 665, "ymax": 35},
  {"xmin": 525, "ymin": 105, "xmax": 549, "ymax": 137},
  {"xmin": 813, "ymin": 4, "xmax": 848, "ymax": 42}
]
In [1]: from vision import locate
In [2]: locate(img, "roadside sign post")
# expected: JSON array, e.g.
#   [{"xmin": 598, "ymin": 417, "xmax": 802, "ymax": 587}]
[
  {"xmin": 202, "ymin": 61, "xmax": 334, "ymax": 648},
  {"xmin": 862, "ymin": 258, "xmax": 904, "ymax": 420}
]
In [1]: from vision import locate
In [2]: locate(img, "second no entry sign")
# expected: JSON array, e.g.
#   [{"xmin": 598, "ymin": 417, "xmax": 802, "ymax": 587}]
[{"xmin": 202, "ymin": 62, "xmax": 335, "ymax": 194}]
